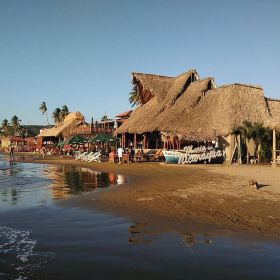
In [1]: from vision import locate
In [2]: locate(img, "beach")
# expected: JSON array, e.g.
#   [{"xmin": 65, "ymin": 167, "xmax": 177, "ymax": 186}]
[{"xmin": 17, "ymin": 154, "xmax": 280, "ymax": 238}]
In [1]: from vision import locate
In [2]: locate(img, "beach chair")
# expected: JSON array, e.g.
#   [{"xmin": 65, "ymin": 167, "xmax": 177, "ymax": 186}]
[
  {"xmin": 75, "ymin": 151, "xmax": 86, "ymax": 160},
  {"xmin": 88, "ymin": 151, "xmax": 101, "ymax": 162}
]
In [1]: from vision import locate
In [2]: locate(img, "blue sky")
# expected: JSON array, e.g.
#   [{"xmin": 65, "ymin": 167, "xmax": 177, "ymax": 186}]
[{"xmin": 0, "ymin": 0, "xmax": 280, "ymax": 125}]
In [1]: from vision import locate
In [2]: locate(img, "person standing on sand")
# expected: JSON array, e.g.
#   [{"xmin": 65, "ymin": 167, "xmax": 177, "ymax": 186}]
[
  {"xmin": 117, "ymin": 146, "xmax": 124, "ymax": 164},
  {"xmin": 9, "ymin": 146, "xmax": 15, "ymax": 160}
]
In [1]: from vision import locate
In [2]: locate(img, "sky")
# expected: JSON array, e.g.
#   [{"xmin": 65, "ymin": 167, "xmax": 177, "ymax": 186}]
[{"xmin": 0, "ymin": 0, "xmax": 280, "ymax": 125}]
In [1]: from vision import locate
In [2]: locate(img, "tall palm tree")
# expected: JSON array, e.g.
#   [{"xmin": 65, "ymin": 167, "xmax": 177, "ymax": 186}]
[
  {"xmin": 129, "ymin": 84, "xmax": 141, "ymax": 107},
  {"xmin": 39, "ymin": 102, "xmax": 49, "ymax": 125},
  {"xmin": 59, "ymin": 105, "xmax": 69, "ymax": 122},
  {"xmin": 11, "ymin": 115, "xmax": 21, "ymax": 132},
  {"xmin": 1, "ymin": 119, "xmax": 9, "ymax": 131},
  {"xmin": 52, "ymin": 108, "xmax": 61, "ymax": 124}
]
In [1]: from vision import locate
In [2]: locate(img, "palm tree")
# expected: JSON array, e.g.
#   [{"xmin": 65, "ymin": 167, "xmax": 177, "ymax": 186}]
[
  {"xmin": 11, "ymin": 115, "xmax": 21, "ymax": 129},
  {"xmin": 39, "ymin": 102, "xmax": 49, "ymax": 125},
  {"xmin": 250, "ymin": 122, "xmax": 270, "ymax": 163},
  {"xmin": 52, "ymin": 108, "xmax": 61, "ymax": 124},
  {"xmin": 240, "ymin": 121, "xmax": 254, "ymax": 164},
  {"xmin": 1, "ymin": 119, "xmax": 9, "ymax": 131},
  {"xmin": 231, "ymin": 126, "xmax": 243, "ymax": 164},
  {"xmin": 129, "ymin": 84, "xmax": 141, "ymax": 107},
  {"xmin": 59, "ymin": 105, "xmax": 69, "ymax": 122}
]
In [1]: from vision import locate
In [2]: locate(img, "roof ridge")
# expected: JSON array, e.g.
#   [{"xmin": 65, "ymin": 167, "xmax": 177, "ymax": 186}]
[
  {"xmin": 132, "ymin": 72, "xmax": 173, "ymax": 79},
  {"xmin": 211, "ymin": 83, "xmax": 263, "ymax": 91},
  {"xmin": 266, "ymin": 97, "xmax": 280, "ymax": 103}
]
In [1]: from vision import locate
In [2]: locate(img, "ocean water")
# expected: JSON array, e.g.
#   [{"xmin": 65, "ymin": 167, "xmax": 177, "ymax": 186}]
[{"xmin": 0, "ymin": 156, "xmax": 280, "ymax": 280}]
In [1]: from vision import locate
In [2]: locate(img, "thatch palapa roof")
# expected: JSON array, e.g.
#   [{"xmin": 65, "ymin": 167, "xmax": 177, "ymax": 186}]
[
  {"xmin": 266, "ymin": 98, "xmax": 280, "ymax": 129},
  {"xmin": 116, "ymin": 68, "xmax": 280, "ymax": 140},
  {"xmin": 115, "ymin": 69, "xmax": 199, "ymax": 134},
  {"xmin": 174, "ymin": 84, "xmax": 272, "ymax": 140},
  {"xmin": 38, "ymin": 112, "xmax": 85, "ymax": 138}
]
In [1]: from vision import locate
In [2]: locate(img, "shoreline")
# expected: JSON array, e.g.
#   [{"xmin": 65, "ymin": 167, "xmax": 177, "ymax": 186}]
[{"xmin": 5, "ymin": 153, "xmax": 280, "ymax": 239}]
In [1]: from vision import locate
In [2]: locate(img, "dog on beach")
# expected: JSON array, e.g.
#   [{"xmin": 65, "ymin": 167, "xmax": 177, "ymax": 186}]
[{"xmin": 248, "ymin": 179, "xmax": 258, "ymax": 189}]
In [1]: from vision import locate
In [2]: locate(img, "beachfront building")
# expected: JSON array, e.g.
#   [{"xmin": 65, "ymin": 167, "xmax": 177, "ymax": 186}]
[
  {"xmin": 36, "ymin": 111, "xmax": 125, "ymax": 150},
  {"xmin": 114, "ymin": 69, "xmax": 280, "ymax": 164},
  {"xmin": 115, "ymin": 110, "xmax": 133, "ymax": 128},
  {"xmin": 37, "ymin": 112, "xmax": 87, "ymax": 148},
  {"xmin": 0, "ymin": 136, "xmax": 25, "ymax": 150}
]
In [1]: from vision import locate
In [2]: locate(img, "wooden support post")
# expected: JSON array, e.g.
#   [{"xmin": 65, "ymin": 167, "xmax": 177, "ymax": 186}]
[
  {"xmin": 143, "ymin": 134, "xmax": 146, "ymax": 149},
  {"xmin": 156, "ymin": 138, "xmax": 158, "ymax": 149},
  {"xmin": 272, "ymin": 128, "xmax": 277, "ymax": 167},
  {"xmin": 123, "ymin": 133, "xmax": 126, "ymax": 149},
  {"xmin": 134, "ymin": 133, "xmax": 137, "ymax": 149}
]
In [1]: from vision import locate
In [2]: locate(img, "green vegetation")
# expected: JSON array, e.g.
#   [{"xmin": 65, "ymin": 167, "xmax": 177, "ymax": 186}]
[
  {"xmin": 233, "ymin": 121, "xmax": 271, "ymax": 163},
  {"xmin": 39, "ymin": 101, "xmax": 50, "ymax": 125},
  {"xmin": 129, "ymin": 84, "xmax": 141, "ymax": 107},
  {"xmin": 52, "ymin": 105, "xmax": 69, "ymax": 124}
]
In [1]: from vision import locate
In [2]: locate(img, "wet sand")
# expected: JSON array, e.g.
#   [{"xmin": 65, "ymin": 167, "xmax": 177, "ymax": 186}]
[{"xmin": 13, "ymin": 153, "xmax": 280, "ymax": 237}]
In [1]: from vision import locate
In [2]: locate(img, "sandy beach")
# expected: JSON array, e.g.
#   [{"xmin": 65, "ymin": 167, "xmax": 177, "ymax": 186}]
[{"xmin": 12, "ymin": 153, "xmax": 280, "ymax": 238}]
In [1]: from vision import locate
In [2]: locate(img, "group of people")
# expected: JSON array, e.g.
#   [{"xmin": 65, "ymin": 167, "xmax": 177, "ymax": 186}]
[{"xmin": 109, "ymin": 146, "xmax": 144, "ymax": 164}]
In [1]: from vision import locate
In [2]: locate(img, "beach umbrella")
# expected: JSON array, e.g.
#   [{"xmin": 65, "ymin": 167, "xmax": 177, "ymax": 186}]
[
  {"xmin": 64, "ymin": 135, "xmax": 86, "ymax": 145},
  {"xmin": 90, "ymin": 134, "xmax": 118, "ymax": 143}
]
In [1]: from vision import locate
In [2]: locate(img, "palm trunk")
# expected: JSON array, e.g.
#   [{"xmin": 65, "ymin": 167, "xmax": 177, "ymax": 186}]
[
  {"xmin": 246, "ymin": 139, "xmax": 250, "ymax": 164},
  {"xmin": 46, "ymin": 112, "xmax": 50, "ymax": 125}
]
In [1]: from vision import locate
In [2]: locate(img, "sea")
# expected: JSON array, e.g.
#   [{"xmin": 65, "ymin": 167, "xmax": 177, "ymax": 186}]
[{"xmin": 0, "ymin": 155, "xmax": 280, "ymax": 280}]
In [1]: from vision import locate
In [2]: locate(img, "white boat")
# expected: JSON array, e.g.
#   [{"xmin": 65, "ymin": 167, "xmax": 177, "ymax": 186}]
[{"xmin": 163, "ymin": 150, "xmax": 185, "ymax": 164}]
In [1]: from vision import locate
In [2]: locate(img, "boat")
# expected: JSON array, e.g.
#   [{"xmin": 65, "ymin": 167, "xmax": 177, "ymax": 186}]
[{"xmin": 163, "ymin": 150, "xmax": 185, "ymax": 164}]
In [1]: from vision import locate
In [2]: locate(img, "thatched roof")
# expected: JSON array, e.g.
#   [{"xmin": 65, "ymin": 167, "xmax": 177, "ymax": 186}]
[
  {"xmin": 116, "ymin": 68, "xmax": 280, "ymax": 139},
  {"xmin": 132, "ymin": 73, "xmax": 174, "ymax": 104},
  {"xmin": 266, "ymin": 98, "xmax": 280, "ymax": 129},
  {"xmin": 115, "ymin": 69, "xmax": 199, "ymax": 134},
  {"xmin": 156, "ymin": 78, "xmax": 215, "ymax": 133},
  {"xmin": 173, "ymin": 84, "xmax": 272, "ymax": 140},
  {"xmin": 38, "ymin": 112, "xmax": 85, "ymax": 137}
]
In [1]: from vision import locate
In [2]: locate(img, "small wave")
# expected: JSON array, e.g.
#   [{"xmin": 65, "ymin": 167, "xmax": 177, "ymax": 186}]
[
  {"xmin": 0, "ymin": 226, "xmax": 36, "ymax": 262},
  {"xmin": 0, "ymin": 226, "xmax": 36, "ymax": 279}
]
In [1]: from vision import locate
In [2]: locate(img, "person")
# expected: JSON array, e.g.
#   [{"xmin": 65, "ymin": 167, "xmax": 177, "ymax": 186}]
[
  {"xmin": 9, "ymin": 146, "xmax": 14, "ymax": 160},
  {"xmin": 109, "ymin": 149, "xmax": 116, "ymax": 163},
  {"xmin": 41, "ymin": 146, "xmax": 47, "ymax": 158},
  {"xmin": 135, "ymin": 149, "xmax": 143, "ymax": 162},
  {"xmin": 129, "ymin": 146, "xmax": 135, "ymax": 163},
  {"xmin": 117, "ymin": 146, "xmax": 124, "ymax": 164}
]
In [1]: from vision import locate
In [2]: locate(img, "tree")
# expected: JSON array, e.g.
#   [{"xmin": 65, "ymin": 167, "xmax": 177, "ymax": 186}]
[
  {"xmin": 39, "ymin": 101, "xmax": 49, "ymax": 125},
  {"xmin": 1, "ymin": 119, "xmax": 9, "ymax": 131},
  {"xmin": 237, "ymin": 121, "xmax": 271, "ymax": 163},
  {"xmin": 250, "ymin": 122, "xmax": 271, "ymax": 163},
  {"xmin": 240, "ymin": 121, "xmax": 254, "ymax": 164},
  {"xmin": 231, "ymin": 126, "xmax": 243, "ymax": 164},
  {"xmin": 52, "ymin": 108, "xmax": 61, "ymax": 124},
  {"xmin": 11, "ymin": 115, "xmax": 21, "ymax": 131},
  {"xmin": 128, "ymin": 84, "xmax": 141, "ymax": 107},
  {"xmin": 59, "ymin": 105, "xmax": 69, "ymax": 122}
]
